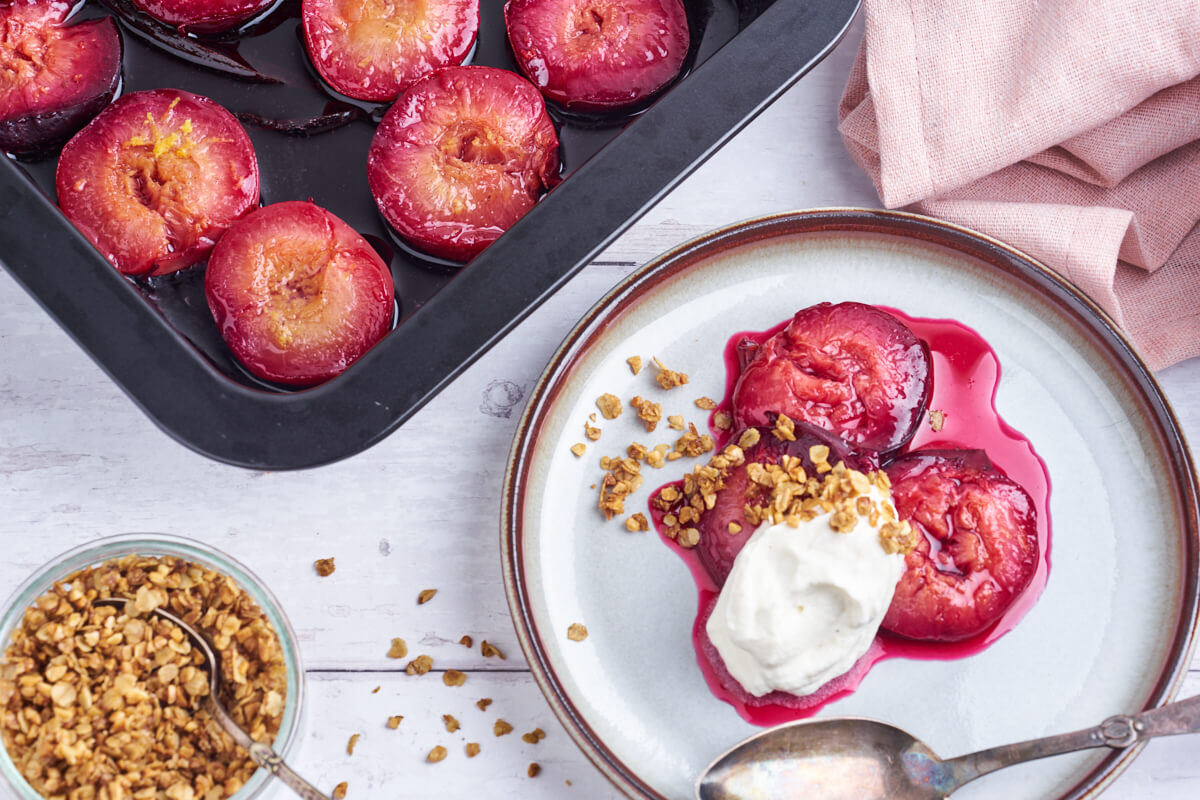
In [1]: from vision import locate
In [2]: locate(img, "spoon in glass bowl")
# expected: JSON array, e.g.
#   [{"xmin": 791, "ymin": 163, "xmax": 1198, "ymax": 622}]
[
  {"xmin": 696, "ymin": 695, "xmax": 1200, "ymax": 799},
  {"xmin": 95, "ymin": 598, "xmax": 330, "ymax": 800}
]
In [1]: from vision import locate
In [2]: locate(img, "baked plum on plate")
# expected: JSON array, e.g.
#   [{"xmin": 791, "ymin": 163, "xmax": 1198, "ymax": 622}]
[
  {"xmin": 302, "ymin": 0, "xmax": 479, "ymax": 102},
  {"xmin": 504, "ymin": 0, "xmax": 689, "ymax": 113},
  {"xmin": 691, "ymin": 421, "xmax": 877, "ymax": 585},
  {"xmin": 56, "ymin": 88, "xmax": 259, "ymax": 276},
  {"xmin": 129, "ymin": 0, "xmax": 279, "ymax": 34},
  {"xmin": 0, "ymin": 0, "xmax": 122, "ymax": 155},
  {"xmin": 367, "ymin": 65, "xmax": 560, "ymax": 262},
  {"xmin": 205, "ymin": 201, "xmax": 395, "ymax": 386},
  {"xmin": 732, "ymin": 302, "xmax": 932, "ymax": 456},
  {"xmin": 882, "ymin": 449, "xmax": 1040, "ymax": 642}
]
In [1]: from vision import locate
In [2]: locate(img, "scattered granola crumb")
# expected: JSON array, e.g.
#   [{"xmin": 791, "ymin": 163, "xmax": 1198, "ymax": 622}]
[
  {"xmin": 773, "ymin": 412, "xmax": 797, "ymax": 442},
  {"xmin": 347, "ymin": 733, "xmax": 361, "ymax": 755},
  {"xmin": 371, "ymin": 686, "xmax": 381, "ymax": 694},
  {"xmin": 929, "ymin": 409, "xmax": 947, "ymax": 432},
  {"xmin": 387, "ymin": 716, "xmax": 403, "ymax": 729},
  {"xmin": 417, "ymin": 588, "xmax": 437, "ymax": 605},
  {"xmin": 567, "ymin": 623, "xmax": 588, "ymax": 642},
  {"xmin": 596, "ymin": 393, "xmax": 622, "ymax": 419},
  {"xmin": 466, "ymin": 742, "xmax": 481, "ymax": 758},
  {"xmin": 494, "ymin": 719, "xmax": 514, "ymax": 737},
  {"xmin": 625, "ymin": 513, "xmax": 649, "ymax": 532},
  {"xmin": 566, "ymin": 780, "xmax": 573, "ymax": 786},
  {"xmin": 666, "ymin": 414, "xmax": 686, "ymax": 430},
  {"xmin": 459, "ymin": 634, "xmax": 474, "ymax": 648},
  {"xmin": 477, "ymin": 698, "xmax": 493, "ymax": 711},
  {"xmin": 598, "ymin": 453, "xmax": 643, "ymax": 520},
  {"xmin": 443, "ymin": 669, "xmax": 467, "ymax": 687},
  {"xmin": 674, "ymin": 423, "xmax": 715, "ymax": 457},
  {"xmin": 406, "ymin": 655, "xmax": 433, "ymax": 675},
  {"xmin": 387, "ymin": 638, "xmax": 408, "ymax": 659},
  {"xmin": 653, "ymin": 357, "xmax": 689, "ymax": 389},
  {"xmin": 627, "ymin": 355, "xmax": 643, "ymax": 375},
  {"xmin": 630, "ymin": 395, "xmax": 662, "ymax": 432},
  {"xmin": 314, "ymin": 557, "xmax": 336, "ymax": 577},
  {"xmin": 481, "ymin": 640, "xmax": 505, "ymax": 660},
  {"xmin": 695, "ymin": 396, "xmax": 718, "ymax": 410},
  {"xmin": 677, "ymin": 528, "xmax": 700, "ymax": 548},
  {"xmin": 333, "ymin": 782, "xmax": 348, "ymax": 800},
  {"xmin": 737, "ymin": 428, "xmax": 761, "ymax": 450},
  {"xmin": 713, "ymin": 411, "xmax": 732, "ymax": 431},
  {"xmin": 570, "ymin": 442, "xmax": 587, "ymax": 457},
  {"xmin": 584, "ymin": 420, "xmax": 601, "ymax": 440},
  {"xmin": 528, "ymin": 763, "xmax": 542, "ymax": 778},
  {"xmin": 427, "ymin": 746, "xmax": 447, "ymax": 764},
  {"xmin": 522, "ymin": 728, "xmax": 547, "ymax": 744},
  {"xmin": 443, "ymin": 714, "xmax": 460, "ymax": 733}
]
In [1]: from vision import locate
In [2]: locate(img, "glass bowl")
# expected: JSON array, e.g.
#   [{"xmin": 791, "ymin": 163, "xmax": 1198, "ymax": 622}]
[{"xmin": 0, "ymin": 533, "xmax": 305, "ymax": 800}]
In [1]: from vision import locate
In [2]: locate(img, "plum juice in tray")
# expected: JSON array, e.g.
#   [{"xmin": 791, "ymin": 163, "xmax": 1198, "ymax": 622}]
[{"xmin": 0, "ymin": 0, "xmax": 862, "ymax": 468}]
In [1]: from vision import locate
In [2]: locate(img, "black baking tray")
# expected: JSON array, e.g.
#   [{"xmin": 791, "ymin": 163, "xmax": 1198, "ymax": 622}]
[{"xmin": 0, "ymin": 0, "xmax": 859, "ymax": 469}]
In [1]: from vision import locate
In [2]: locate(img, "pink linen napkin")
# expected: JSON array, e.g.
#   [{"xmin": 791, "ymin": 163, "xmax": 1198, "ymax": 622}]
[{"xmin": 838, "ymin": 0, "xmax": 1200, "ymax": 370}]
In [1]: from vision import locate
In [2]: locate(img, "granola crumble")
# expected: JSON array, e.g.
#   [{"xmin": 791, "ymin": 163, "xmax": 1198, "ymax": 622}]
[
  {"xmin": 314, "ymin": 557, "xmax": 335, "ymax": 577},
  {"xmin": 387, "ymin": 638, "xmax": 409, "ymax": 659},
  {"xmin": 476, "ymin": 698, "xmax": 493, "ymax": 712},
  {"xmin": 625, "ymin": 513, "xmax": 650, "ymax": 532},
  {"xmin": 480, "ymin": 640, "xmax": 505, "ymax": 660},
  {"xmin": 333, "ymin": 781, "xmax": 348, "ymax": 799},
  {"xmin": 417, "ymin": 588, "xmax": 437, "ymax": 605},
  {"xmin": 596, "ymin": 393, "xmax": 622, "ymax": 419},
  {"xmin": 630, "ymin": 396, "xmax": 662, "ymax": 432},
  {"xmin": 427, "ymin": 745, "xmax": 447, "ymax": 763},
  {"xmin": 494, "ymin": 719, "xmax": 513, "ymax": 736},
  {"xmin": 570, "ymin": 442, "xmax": 587, "ymax": 457},
  {"xmin": 567, "ymin": 623, "xmax": 588, "ymax": 642},
  {"xmin": 443, "ymin": 669, "xmax": 466, "ymax": 687},
  {"xmin": 584, "ymin": 421, "xmax": 601, "ymax": 441},
  {"xmin": 666, "ymin": 414, "xmax": 686, "ymax": 430},
  {"xmin": 522, "ymin": 728, "xmax": 546, "ymax": 744},
  {"xmin": 405, "ymin": 655, "xmax": 433, "ymax": 675},
  {"xmin": 459, "ymin": 635, "xmax": 474, "ymax": 648},
  {"xmin": 443, "ymin": 714, "xmax": 460, "ymax": 733},
  {"xmin": 347, "ymin": 733, "xmax": 361, "ymax": 755},
  {"xmin": 929, "ymin": 409, "xmax": 947, "ymax": 432},
  {"xmin": 695, "ymin": 396, "xmax": 718, "ymax": 410},
  {"xmin": 528, "ymin": 763, "xmax": 542, "ymax": 778},
  {"xmin": 465, "ymin": 742, "xmax": 481, "ymax": 758},
  {"xmin": 626, "ymin": 356, "xmax": 643, "ymax": 375},
  {"xmin": 387, "ymin": 715, "xmax": 403, "ymax": 729},
  {"xmin": 652, "ymin": 357, "xmax": 689, "ymax": 390}
]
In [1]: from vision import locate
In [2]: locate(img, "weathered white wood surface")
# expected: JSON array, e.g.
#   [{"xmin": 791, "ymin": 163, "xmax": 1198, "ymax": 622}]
[{"xmin": 3, "ymin": 18, "xmax": 1200, "ymax": 800}]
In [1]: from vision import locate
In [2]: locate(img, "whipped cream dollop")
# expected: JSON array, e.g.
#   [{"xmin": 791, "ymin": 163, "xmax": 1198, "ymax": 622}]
[{"xmin": 706, "ymin": 492, "xmax": 906, "ymax": 698}]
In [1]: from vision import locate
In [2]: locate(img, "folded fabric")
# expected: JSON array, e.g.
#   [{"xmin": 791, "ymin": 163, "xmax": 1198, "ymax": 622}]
[{"xmin": 839, "ymin": 0, "xmax": 1200, "ymax": 370}]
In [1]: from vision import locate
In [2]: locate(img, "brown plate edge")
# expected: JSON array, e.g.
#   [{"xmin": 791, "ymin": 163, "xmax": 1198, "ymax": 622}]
[{"xmin": 499, "ymin": 208, "xmax": 1200, "ymax": 800}]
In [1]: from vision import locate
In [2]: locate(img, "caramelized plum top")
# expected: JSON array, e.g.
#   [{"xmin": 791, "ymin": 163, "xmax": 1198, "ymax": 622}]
[
  {"xmin": 732, "ymin": 302, "xmax": 932, "ymax": 456},
  {"xmin": 504, "ymin": 0, "xmax": 690, "ymax": 112},
  {"xmin": 205, "ymin": 201, "xmax": 396, "ymax": 386},
  {"xmin": 0, "ymin": 1, "xmax": 122, "ymax": 155},
  {"xmin": 56, "ymin": 88, "xmax": 260, "ymax": 276},
  {"xmin": 129, "ymin": 0, "xmax": 279, "ymax": 34},
  {"xmin": 302, "ymin": 0, "xmax": 479, "ymax": 102},
  {"xmin": 367, "ymin": 65, "xmax": 560, "ymax": 262}
]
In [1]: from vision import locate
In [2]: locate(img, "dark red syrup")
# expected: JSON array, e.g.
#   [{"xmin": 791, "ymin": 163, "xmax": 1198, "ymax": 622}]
[{"xmin": 650, "ymin": 306, "xmax": 1052, "ymax": 726}]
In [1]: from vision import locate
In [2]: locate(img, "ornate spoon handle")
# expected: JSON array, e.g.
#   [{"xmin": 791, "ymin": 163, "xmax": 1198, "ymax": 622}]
[{"xmin": 207, "ymin": 695, "xmax": 331, "ymax": 799}]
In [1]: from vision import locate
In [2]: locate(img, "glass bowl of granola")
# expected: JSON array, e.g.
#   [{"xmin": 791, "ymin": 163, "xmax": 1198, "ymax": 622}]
[{"xmin": 0, "ymin": 533, "xmax": 304, "ymax": 800}]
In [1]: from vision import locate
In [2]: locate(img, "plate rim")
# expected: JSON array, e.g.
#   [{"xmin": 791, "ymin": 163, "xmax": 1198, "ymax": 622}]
[{"xmin": 500, "ymin": 207, "xmax": 1200, "ymax": 800}]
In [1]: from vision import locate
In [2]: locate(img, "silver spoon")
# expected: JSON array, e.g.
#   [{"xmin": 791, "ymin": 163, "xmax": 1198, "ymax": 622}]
[
  {"xmin": 696, "ymin": 694, "xmax": 1200, "ymax": 799},
  {"xmin": 96, "ymin": 598, "xmax": 330, "ymax": 800}
]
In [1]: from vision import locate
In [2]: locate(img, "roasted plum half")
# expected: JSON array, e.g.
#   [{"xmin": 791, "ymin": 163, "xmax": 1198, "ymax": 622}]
[
  {"xmin": 367, "ymin": 65, "xmax": 560, "ymax": 262},
  {"xmin": 681, "ymin": 421, "xmax": 877, "ymax": 585},
  {"xmin": 205, "ymin": 201, "xmax": 396, "ymax": 386},
  {"xmin": 732, "ymin": 302, "xmax": 932, "ymax": 456},
  {"xmin": 504, "ymin": 0, "xmax": 689, "ymax": 113},
  {"xmin": 128, "ymin": 0, "xmax": 279, "ymax": 34},
  {"xmin": 881, "ymin": 449, "xmax": 1039, "ymax": 642},
  {"xmin": 56, "ymin": 88, "xmax": 259, "ymax": 276},
  {"xmin": 302, "ymin": 0, "xmax": 479, "ymax": 102},
  {"xmin": 0, "ymin": 1, "xmax": 122, "ymax": 155}
]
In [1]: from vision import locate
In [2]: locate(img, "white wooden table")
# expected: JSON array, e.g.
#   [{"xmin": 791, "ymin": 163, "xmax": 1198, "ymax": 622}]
[{"xmin": 2, "ymin": 19, "xmax": 1198, "ymax": 799}]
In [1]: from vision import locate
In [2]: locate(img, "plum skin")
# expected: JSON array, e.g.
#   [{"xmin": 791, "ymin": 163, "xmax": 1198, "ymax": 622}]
[
  {"xmin": 129, "ymin": 0, "xmax": 280, "ymax": 34},
  {"xmin": 0, "ymin": 1, "xmax": 123, "ymax": 155},
  {"xmin": 205, "ymin": 201, "xmax": 396, "ymax": 387},
  {"xmin": 56, "ymin": 88, "xmax": 260, "ymax": 276}
]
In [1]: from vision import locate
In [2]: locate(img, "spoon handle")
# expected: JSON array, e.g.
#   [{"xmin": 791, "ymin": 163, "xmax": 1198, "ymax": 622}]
[{"xmin": 249, "ymin": 742, "xmax": 332, "ymax": 800}]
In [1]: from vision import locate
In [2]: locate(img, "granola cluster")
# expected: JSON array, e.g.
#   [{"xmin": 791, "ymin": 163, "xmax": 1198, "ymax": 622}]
[{"xmin": 0, "ymin": 555, "xmax": 287, "ymax": 800}]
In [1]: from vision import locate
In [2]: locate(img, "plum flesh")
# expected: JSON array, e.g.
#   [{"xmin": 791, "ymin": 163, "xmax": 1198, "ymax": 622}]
[
  {"xmin": 732, "ymin": 302, "xmax": 932, "ymax": 456},
  {"xmin": 881, "ymin": 449, "xmax": 1040, "ymax": 642},
  {"xmin": 56, "ymin": 88, "xmax": 259, "ymax": 276},
  {"xmin": 367, "ymin": 65, "xmax": 560, "ymax": 262},
  {"xmin": 0, "ymin": 1, "xmax": 122, "ymax": 155},
  {"xmin": 205, "ymin": 201, "xmax": 396, "ymax": 387},
  {"xmin": 302, "ymin": 0, "xmax": 479, "ymax": 102},
  {"xmin": 504, "ymin": 0, "xmax": 690, "ymax": 112}
]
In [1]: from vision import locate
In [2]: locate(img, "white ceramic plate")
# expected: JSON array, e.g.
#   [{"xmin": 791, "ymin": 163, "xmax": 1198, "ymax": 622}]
[{"xmin": 502, "ymin": 210, "xmax": 1199, "ymax": 800}]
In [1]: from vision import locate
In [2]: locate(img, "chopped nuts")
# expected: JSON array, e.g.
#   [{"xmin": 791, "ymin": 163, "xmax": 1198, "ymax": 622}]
[
  {"xmin": 522, "ymin": 728, "xmax": 547, "ymax": 744},
  {"xmin": 625, "ymin": 513, "xmax": 650, "ymax": 532},
  {"xmin": 443, "ymin": 669, "xmax": 467, "ymax": 687},
  {"xmin": 347, "ymin": 733, "xmax": 361, "ymax": 755},
  {"xmin": 570, "ymin": 442, "xmax": 587, "ymax": 457},
  {"xmin": 427, "ymin": 745, "xmax": 447, "ymax": 763},
  {"xmin": 417, "ymin": 588, "xmax": 437, "ymax": 605},
  {"xmin": 627, "ymin": 355, "xmax": 643, "ymax": 375},
  {"xmin": 480, "ymin": 640, "xmax": 505, "ymax": 660},
  {"xmin": 630, "ymin": 396, "xmax": 662, "ymax": 432},
  {"xmin": 314, "ymin": 557, "xmax": 336, "ymax": 577},
  {"xmin": 443, "ymin": 714, "xmax": 460, "ymax": 733},
  {"xmin": 333, "ymin": 782, "xmax": 348, "ymax": 799},
  {"xmin": 596, "ymin": 393, "xmax": 622, "ymax": 419},
  {"xmin": 387, "ymin": 638, "xmax": 409, "ymax": 659},
  {"xmin": 528, "ymin": 763, "xmax": 542, "ymax": 778},
  {"xmin": 567, "ymin": 623, "xmax": 588, "ymax": 642},
  {"xmin": 494, "ymin": 719, "xmax": 514, "ymax": 736},
  {"xmin": 653, "ymin": 357, "xmax": 689, "ymax": 389},
  {"xmin": 406, "ymin": 655, "xmax": 434, "ymax": 675},
  {"xmin": 387, "ymin": 715, "xmax": 404, "ymax": 729},
  {"xmin": 466, "ymin": 742, "xmax": 481, "ymax": 758},
  {"xmin": 476, "ymin": 698, "xmax": 493, "ymax": 711},
  {"xmin": 459, "ymin": 634, "xmax": 474, "ymax": 648},
  {"xmin": 0, "ymin": 555, "xmax": 288, "ymax": 800},
  {"xmin": 929, "ymin": 409, "xmax": 947, "ymax": 432}
]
